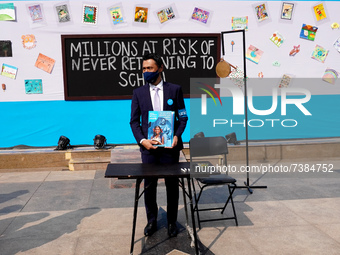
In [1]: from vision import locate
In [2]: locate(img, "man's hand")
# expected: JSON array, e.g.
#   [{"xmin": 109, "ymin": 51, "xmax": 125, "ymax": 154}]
[
  {"xmin": 165, "ymin": 135, "xmax": 178, "ymax": 149},
  {"xmin": 141, "ymin": 139, "xmax": 158, "ymax": 150}
]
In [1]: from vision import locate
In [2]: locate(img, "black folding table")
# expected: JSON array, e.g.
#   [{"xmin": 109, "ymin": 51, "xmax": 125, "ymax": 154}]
[{"xmin": 105, "ymin": 162, "xmax": 199, "ymax": 255}]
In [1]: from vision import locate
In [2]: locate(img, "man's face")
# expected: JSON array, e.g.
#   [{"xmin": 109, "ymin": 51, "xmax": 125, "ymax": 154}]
[{"xmin": 142, "ymin": 59, "xmax": 159, "ymax": 73}]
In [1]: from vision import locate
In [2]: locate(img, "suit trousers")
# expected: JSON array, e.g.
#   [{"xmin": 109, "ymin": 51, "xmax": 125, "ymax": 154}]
[{"xmin": 142, "ymin": 149, "xmax": 180, "ymax": 224}]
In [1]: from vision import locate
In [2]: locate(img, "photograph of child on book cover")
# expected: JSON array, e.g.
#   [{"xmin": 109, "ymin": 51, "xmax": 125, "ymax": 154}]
[
  {"xmin": 148, "ymin": 112, "xmax": 174, "ymax": 147},
  {"xmin": 150, "ymin": 125, "xmax": 165, "ymax": 145}
]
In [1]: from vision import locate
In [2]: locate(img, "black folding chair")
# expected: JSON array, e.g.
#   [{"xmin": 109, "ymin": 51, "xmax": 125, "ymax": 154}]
[{"xmin": 189, "ymin": 136, "xmax": 238, "ymax": 229}]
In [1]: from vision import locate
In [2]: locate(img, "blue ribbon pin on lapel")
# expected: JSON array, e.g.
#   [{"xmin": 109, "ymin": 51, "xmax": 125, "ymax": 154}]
[{"xmin": 167, "ymin": 99, "xmax": 173, "ymax": 106}]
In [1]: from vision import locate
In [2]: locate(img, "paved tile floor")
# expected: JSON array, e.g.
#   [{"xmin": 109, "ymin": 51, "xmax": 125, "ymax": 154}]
[{"xmin": 1, "ymin": 157, "xmax": 340, "ymax": 255}]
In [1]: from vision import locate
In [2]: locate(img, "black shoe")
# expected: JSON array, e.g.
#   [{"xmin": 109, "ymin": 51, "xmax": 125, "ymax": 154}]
[
  {"xmin": 168, "ymin": 223, "xmax": 178, "ymax": 237},
  {"xmin": 144, "ymin": 221, "xmax": 157, "ymax": 236}
]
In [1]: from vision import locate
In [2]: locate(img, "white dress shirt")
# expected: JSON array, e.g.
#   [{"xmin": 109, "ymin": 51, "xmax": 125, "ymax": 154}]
[
  {"xmin": 140, "ymin": 80, "xmax": 164, "ymax": 144},
  {"xmin": 149, "ymin": 80, "xmax": 164, "ymax": 111}
]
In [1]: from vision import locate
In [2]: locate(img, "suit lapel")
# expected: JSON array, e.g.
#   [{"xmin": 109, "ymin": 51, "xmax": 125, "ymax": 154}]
[{"xmin": 144, "ymin": 84, "xmax": 153, "ymax": 110}]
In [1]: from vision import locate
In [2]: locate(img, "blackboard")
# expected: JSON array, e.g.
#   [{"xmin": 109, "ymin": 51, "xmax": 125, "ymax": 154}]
[{"xmin": 61, "ymin": 33, "xmax": 220, "ymax": 100}]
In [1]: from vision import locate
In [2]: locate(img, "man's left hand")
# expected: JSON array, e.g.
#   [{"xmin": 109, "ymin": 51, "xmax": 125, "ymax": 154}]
[{"xmin": 165, "ymin": 135, "xmax": 178, "ymax": 149}]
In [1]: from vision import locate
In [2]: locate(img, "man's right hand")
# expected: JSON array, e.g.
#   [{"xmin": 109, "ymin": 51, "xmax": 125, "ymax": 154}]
[{"xmin": 141, "ymin": 139, "xmax": 158, "ymax": 150}]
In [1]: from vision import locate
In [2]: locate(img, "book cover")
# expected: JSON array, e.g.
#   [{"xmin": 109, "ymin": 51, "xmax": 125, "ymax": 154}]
[{"xmin": 148, "ymin": 111, "xmax": 175, "ymax": 147}]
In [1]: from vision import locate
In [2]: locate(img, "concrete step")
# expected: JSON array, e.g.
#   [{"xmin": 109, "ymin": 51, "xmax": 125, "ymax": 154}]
[
  {"xmin": 68, "ymin": 157, "xmax": 111, "ymax": 171},
  {"xmin": 0, "ymin": 150, "xmax": 69, "ymax": 169},
  {"xmin": 65, "ymin": 149, "xmax": 111, "ymax": 160}
]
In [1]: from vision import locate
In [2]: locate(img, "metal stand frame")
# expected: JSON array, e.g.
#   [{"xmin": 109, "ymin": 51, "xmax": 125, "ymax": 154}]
[{"xmin": 221, "ymin": 29, "xmax": 267, "ymax": 194}]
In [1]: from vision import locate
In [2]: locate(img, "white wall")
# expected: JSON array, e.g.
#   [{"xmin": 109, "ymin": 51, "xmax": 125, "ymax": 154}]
[{"xmin": 1, "ymin": 0, "xmax": 339, "ymax": 103}]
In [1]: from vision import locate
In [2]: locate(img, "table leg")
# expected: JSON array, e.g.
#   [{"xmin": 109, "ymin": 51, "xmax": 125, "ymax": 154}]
[
  {"xmin": 180, "ymin": 178, "xmax": 189, "ymax": 227},
  {"xmin": 187, "ymin": 177, "xmax": 199, "ymax": 255},
  {"xmin": 130, "ymin": 178, "xmax": 142, "ymax": 255}
]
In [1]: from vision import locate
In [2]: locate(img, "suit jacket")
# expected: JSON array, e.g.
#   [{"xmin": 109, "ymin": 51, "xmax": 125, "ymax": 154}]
[{"xmin": 130, "ymin": 81, "xmax": 188, "ymax": 154}]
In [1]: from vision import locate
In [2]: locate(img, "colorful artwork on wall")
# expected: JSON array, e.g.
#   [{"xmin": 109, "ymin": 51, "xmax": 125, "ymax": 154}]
[
  {"xmin": 28, "ymin": 4, "xmax": 44, "ymax": 23},
  {"xmin": 300, "ymin": 24, "xmax": 318, "ymax": 41},
  {"xmin": 289, "ymin": 45, "xmax": 300, "ymax": 56},
  {"xmin": 55, "ymin": 4, "xmax": 71, "ymax": 23},
  {"xmin": 313, "ymin": 3, "xmax": 327, "ymax": 21},
  {"xmin": 1, "ymin": 63, "xmax": 17, "ymax": 79},
  {"xmin": 25, "ymin": 79, "xmax": 43, "ymax": 94},
  {"xmin": 322, "ymin": 68, "xmax": 338, "ymax": 85},
  {"xmin": 333, "ymin": 37, "xmax": 340, "ymax": 53},
  {"xmin": 311, "ymin": 45, "xmax": 329, "ymax": 63},
  {"xmin": 22, "ymin": 34, "xmax": 37, "ymax": 50},
  {"xmin": 279, "ymin": 74, "xmax": 292, "ymax": 88},
  {"xmin": 109, "ymin": 6, "xmax": 124, "ymax": 25},
  {"xmin": 35, "ymin": 53, "xmax": 55, "ymax": 73},
  {"xmin": 254, "ymin": 3, "xmax": 269, "ymax": 22},
  {"xmin": 134, "ymin": 6, "xmax": 148, "ymax": 23},
  {"xmin": 281, "ymin": 2, "xmax": 294, "ymax": 20},
  {"xmin": 246, "ymin": 45, "xmax": 264, "ymax": 64},
  {"xmin": 82, "ymin": 4, "xmax": 98, "ymax": 25},
  {"xmin": 0, "ymin": 40, "xmax": 12, "ymax": 57},
  {"xmin": 157, "ymin": 6, "xmax": 176, "ymax": 24},
  {"xmin": 231, "ymin": 16, "xmax": 248, "ymax": 30},
  {"xmin": 270, "ymin": 31, "xmax": 285, "ymax": 47},
  {"xmin": 191, "ymin": 7, "xmax": 210, "ymax": 24},
  {"xmin": 0, "ymin": 3, "xmax": 15, "ymax": 21}
]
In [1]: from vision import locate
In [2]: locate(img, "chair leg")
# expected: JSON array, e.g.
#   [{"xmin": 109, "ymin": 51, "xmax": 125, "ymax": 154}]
[
  {"xmin": 191, "ymin": 179, "xmax": 202, "ymax": 229},
  {"xmin": 221, "ymin": 185, "xmax": 238, "ymax": 226}
]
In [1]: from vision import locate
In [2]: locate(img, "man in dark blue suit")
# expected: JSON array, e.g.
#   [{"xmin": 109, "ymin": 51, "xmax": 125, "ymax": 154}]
[{"xmin": 130, "ymin": 53, "xmax": 188, "ymax": 237}]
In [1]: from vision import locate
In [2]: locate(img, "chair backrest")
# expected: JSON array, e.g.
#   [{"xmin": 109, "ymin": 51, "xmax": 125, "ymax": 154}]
[{"xmin": 189, "ymin": 136, "xmax": 228, "ymax": 158}]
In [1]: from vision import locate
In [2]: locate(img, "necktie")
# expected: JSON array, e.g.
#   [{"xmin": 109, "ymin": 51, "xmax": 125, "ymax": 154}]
[{"xmin": 153, "ymin": 87, "xmax": 161, "ymax": 111}]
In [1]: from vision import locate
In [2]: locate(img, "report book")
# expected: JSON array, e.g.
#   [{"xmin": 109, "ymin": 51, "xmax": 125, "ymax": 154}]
[{"xmin": 148, "ymin": 111, "xmax": 175, "ymax": 147}]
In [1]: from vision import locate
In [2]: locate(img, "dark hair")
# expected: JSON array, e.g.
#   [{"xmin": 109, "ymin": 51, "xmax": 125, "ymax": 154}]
[{"xmin": 143, "ymin": 53, "xmax": 163, "ymax": 68}]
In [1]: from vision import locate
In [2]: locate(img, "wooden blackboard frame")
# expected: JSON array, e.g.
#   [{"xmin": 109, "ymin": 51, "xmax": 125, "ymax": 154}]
[{"xmin": 61, "ymin": 33, "xmax": 220, "ymax": 101}]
